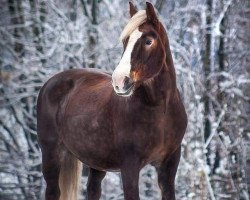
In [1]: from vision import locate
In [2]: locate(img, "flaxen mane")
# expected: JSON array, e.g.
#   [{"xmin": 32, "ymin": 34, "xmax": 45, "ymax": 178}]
[{"xmin": 119, "ymin": 10, "xmax": 147, "ymax": 41}]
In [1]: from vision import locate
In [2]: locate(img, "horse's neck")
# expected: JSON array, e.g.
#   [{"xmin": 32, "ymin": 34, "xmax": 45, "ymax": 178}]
[
  {"xmin": 138, "ymin": 65, "xmax": 176, "ymax": 107},
  {"xmin": 136, "ymin": 31, "xmax": 178, "ymax": 107}
]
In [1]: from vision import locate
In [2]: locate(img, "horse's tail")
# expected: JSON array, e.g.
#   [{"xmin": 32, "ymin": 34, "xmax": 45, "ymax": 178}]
[{"xmin": 59, "ymin": 151, "xmax": 82, "ymax": 200}]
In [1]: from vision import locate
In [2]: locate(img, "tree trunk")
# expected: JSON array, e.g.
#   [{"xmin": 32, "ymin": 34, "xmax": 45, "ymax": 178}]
[
  {"xmin": 204, "ymin": 0, "xmax": 212, "ymax": 166},
  {"xmin": 88, "ymin": 0, "xmax": 98, "ymax": 68},
  {"xmin": 8, "ymin": 0, "xmax": 24, "ymax": 55}
]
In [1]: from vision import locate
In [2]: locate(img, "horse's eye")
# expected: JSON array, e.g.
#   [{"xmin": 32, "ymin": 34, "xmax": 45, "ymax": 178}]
[{"xmin": 145, "ymin": 39, "xmax": 152, "ymax": 46}]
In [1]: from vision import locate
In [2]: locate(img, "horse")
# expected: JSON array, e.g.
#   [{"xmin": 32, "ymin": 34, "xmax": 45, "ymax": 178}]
[{"xmin": 37, "ymin": 2, "xmax": 187, "ymax": 200}]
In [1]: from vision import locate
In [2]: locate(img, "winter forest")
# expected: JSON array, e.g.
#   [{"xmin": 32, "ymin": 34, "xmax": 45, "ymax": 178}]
[{"xmin": 0, "ymin": 0, "xmax": 249, "ymax": 199}]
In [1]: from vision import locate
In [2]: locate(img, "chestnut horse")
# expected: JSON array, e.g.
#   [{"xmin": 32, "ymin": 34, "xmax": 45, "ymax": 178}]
[{"xmin": 37, "ymin": 2, "xmax": 187, "ymax": 200}]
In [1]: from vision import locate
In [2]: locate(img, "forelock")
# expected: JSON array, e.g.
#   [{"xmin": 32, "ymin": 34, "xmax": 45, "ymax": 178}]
[{"xmin": 119, "ymin": 10, "xmax": 147, "ymax": 42}]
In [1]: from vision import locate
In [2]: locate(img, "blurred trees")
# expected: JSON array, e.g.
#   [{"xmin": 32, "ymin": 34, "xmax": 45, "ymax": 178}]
[{"xmin": 0, "ymin": 0, "xmax": 249, "ymax": 199}]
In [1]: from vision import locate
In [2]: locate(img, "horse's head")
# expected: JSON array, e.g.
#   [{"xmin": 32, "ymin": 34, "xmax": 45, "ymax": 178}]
[{"xmin": 112, "ymin": 2, "xmax": 166, "ymax": 97}]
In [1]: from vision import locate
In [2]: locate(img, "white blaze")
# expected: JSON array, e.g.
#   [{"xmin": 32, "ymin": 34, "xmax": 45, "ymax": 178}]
[{"xmin": 112, "ymin": 28, "xmax": 142, "ymax": 94}]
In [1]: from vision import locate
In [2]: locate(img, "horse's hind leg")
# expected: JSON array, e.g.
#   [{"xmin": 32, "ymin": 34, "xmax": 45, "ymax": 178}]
[
  {"xmin": 157, "ymin": 147, "xmax": 181, "ymax": 200},
  {"xmin": 87, "ymin": 168, "xmax": 106, "ymax": 200},
  {"xmin": 41, "ymin": 142, "xmax": 61, "ymax": 200}
]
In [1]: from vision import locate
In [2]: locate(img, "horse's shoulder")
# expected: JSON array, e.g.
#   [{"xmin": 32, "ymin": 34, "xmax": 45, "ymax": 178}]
[{"xmin": 167, "ymin": 89, "xmax": 187, "ymax": 134}]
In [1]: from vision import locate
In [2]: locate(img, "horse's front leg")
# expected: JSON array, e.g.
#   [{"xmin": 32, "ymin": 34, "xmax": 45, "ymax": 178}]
[
  {"xmin": 121, "ymin": 157, "xmax": 140, "ymax": 200},
  {"xmin": 87, "ymin": 168, "xmax": 106, "ymax": 200},
  {"xmin": 157, "ymin": 147, "xmax": 181, "ymax": 200}
]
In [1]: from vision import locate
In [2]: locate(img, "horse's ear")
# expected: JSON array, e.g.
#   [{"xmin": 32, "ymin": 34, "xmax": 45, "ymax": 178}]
[
  {"xmin": 129, "ymin": 2, "xmax": 138, "ymax": 17},
  {"xmin": 146, "ymin": 2, "xmax": 158, "ymax": 24}
]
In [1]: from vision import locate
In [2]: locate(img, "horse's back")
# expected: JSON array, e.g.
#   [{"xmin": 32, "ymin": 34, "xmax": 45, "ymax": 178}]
[
  {"xmin": 37, "ymin": 68, "xmax": 112, "ymax": 145},
  {"xmin": 38, "ymin": 68, "xmax": 111, "ymax": 109}
]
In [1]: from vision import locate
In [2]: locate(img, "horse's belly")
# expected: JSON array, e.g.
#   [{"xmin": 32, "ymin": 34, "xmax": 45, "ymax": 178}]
[{"xmin": 60, "ymin": 114, "xmax": 121, "ymax": 170}]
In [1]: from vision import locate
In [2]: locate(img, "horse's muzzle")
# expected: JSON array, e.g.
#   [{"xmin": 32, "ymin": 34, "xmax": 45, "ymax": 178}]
[{"xmin": 112, "ymin": 76, "xmax": 134, "ymax": 96}]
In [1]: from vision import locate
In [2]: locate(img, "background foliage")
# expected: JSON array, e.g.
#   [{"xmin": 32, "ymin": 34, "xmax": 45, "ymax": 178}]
[{"xmin": 0, "ymin": 0, "xmax": 249, "ymax": 199}]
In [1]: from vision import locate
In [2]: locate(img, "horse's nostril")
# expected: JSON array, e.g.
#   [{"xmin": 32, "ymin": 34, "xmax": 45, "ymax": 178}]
[
  {"xmin": 115, "ymin": 86, "xmax": 119, "ymax": 91},
  {"xmin": 124, "ymin": 76, "xmax": 130, "ymax": 85},
  {"xmin": 124, "ymin": 76, "xmax": 133, "ymax": 86},
  {"xmin": 123, "ymin": 76, "xmax": 133, "ymax": 90}
]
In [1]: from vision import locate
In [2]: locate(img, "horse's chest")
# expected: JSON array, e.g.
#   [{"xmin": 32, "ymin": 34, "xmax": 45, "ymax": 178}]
[{"xmin": 115, "ymin": 109, "xmax": 167, "ymax": 161}]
